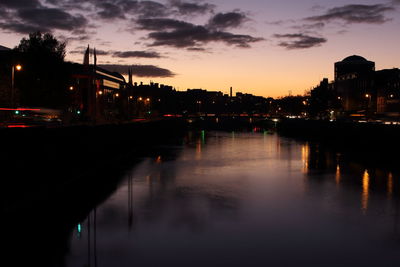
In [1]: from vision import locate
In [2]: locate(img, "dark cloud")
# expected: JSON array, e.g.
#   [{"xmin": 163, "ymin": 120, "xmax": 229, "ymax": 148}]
[
  {"xmin": 17, "ymin": 7, "xmax": 88, "ymax": 31},
  {"xmin": 187, "ymin": 47, "xmax": 207, "ymax": 52},
  {"xmin": 69, "ymin": 48, "xmax": 110, "ymax": 55},
  {"xmin": 169, "ymin": 0, "xmax": 214, "ymax": 15},
  {"xmin": 291, "ymin": 22, "xmax": 325, "ymax": 31},
  {"xmin": 98, "ymin": 64, "xmax": 175, "ymax": 77},
  {"xmin": 113, "ymin": 50, "xmax": 162, "ymax": 58},
  {"xmin": 273, "ymin": 33, "xmax": 327, "ymax": 49},
  {"xmin": 0, "ymin": 0, "xmax": 88, "ymax": 34},
  {"xmin": 69, "ymin": 48, "xmax": 162, "ymax": 58},
  {"xmin": 208, "ymin": 11, "xmax": 248, "ymax": 29},
  {"xmin": 306, "ymin": 4, "xmax": 394, "ymax": 24},
  {"xmin": 136, "ymin": 18, "xmax": 193, "ymax": 31},
  {"xmin": 147, "ymin": 24, "xmax": 263, "ymax": 48},
  {"xmin": 97, "ymin": 2, "xmax": 126, "ymax": 20},
  {"xmin": 0, "ymin": 21, "xmax": 46, "ymax": 34},
  {"xmin": 134, "ymin": 1, "xmax": 170, "ymax": 18},
  {"xmin": 136, "ymin": 18, "xmax": 262, "ymax": 48},
  {"xmin": 0, "ymin": 0, "xmax": 41, "ymax": 9}
]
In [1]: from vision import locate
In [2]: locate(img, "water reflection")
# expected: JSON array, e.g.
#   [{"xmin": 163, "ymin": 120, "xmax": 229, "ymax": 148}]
[
  {"xmin": 62, "ymin": 131, "xmax": 400, "ymax": 266},
  {"xmin": 362, "ymin": 170, "xmax": 370, "ymax": 214},
  {"xmin": 5, "ymin": 131, "xmax": 400, "ymax": 266}
]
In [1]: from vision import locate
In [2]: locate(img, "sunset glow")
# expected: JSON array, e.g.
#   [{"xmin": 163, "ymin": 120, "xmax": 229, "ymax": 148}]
[{"xmin": 1, "ymin": 0, "xmax": 399, "ymax": 97}]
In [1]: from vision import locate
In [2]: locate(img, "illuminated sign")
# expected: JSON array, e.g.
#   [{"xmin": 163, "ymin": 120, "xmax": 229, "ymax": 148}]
[
  {"xmin": 96, "ymin": 70, "xmax": 124, "ymax": 82},
  {"xmin": 103, "ymin": 79, "xmax": 120, "ymax": 89}
]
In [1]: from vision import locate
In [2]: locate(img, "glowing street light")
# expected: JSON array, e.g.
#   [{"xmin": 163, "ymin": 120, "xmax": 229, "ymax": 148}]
[
  {"xmin": 365, "ymin": 94, "xmax": 370, "ymax": 98},
  {"xmin": 11, "ymin": 64, "xmax": 22, "ymax": 108}
]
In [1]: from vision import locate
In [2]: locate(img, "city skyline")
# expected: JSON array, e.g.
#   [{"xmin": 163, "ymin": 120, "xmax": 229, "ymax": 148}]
[{"xmin": 1, "ymin": 0, "xmax": 400, "ymax": 97}]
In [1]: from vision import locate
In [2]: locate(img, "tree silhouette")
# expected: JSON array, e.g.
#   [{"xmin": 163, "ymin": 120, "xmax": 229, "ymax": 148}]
[
  {"xmin": 13, "ymin": 32, "xmax": 69, "ymax": 108},
  {"xmin": 15, "ymin": 31, "xmax": 66, "ymax": 62}
]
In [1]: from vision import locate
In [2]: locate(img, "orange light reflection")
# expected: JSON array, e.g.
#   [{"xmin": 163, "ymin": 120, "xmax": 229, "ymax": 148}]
[{"xmin": 361, "ymin": 170, "xmax": 370, "ymax": 214}]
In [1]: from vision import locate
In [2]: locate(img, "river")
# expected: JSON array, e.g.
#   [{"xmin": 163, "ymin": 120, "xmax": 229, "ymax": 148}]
[{"xmin": 64, "ymin": 131, "xmax": 400, "ymax": 267}]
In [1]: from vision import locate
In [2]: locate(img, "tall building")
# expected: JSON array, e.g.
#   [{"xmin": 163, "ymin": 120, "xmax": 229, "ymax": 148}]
[
  {"xmin": 334, "ymin": 55, "xmax": 376, "ymax": 113},
  {"xmin": 376, "ymin": 68, "xmax": 400, "ymax": 115}
]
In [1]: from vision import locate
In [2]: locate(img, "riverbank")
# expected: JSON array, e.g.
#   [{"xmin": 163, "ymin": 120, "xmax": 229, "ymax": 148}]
[{"xmin": 277, "ymin": 118, "xmax": 400, "ymax": 165}]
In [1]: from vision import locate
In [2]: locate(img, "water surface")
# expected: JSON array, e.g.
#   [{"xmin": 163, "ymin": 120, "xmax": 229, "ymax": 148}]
[{"xmin": 66, "ymin": 131, "xmax": 400, "ymax": 267}]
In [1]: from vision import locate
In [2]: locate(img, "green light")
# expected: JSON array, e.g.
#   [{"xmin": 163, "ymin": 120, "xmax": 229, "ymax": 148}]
[
  {"xmin": 77, "ymin": 224, "xmax": 82, "ymax": 233},
  {"xmin": 77, "ymin": 110, "xmax": 81, "ymax": 114},
  {"xmin": 201, "ymin": 130, "xmax": 205, "ymax": 145},
  {"xmin": 15, "ymin": 111, "xmax": 19, "ymax": 115}
]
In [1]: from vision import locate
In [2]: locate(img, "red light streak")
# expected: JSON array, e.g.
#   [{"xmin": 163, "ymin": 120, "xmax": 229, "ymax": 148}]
[
  {"xmin": 0, "ymin": 108, "xmax": 41, "ymax": 111},
  {"xmin": 7, "ymin": 125, "xmax": 32, "ymax": 128}
]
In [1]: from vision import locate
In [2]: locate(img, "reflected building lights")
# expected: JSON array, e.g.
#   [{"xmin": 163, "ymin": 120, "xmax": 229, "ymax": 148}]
[
  {"xmin": 361, "ymin": 170, "xmax": 370, "ymax": 214},
  {"xmin": 196, "ymin": 141, "xmax": 202, "ymax": 160},
  {"xmin": 301, "ymin": 144, "xmax": 309, "ymax": 174},
  {"xmin": 336, "ymin": 165, "xmax": 341, "ymax": 185},
  {"xmin": 388, "ymin": 172, "xmax": 393, "ymax": 199}
]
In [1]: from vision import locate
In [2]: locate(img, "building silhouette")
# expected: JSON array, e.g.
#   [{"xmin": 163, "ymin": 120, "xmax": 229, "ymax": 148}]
[{"xmin": 335, "ymin": 55, "xmax": 376, "ymax": 113}]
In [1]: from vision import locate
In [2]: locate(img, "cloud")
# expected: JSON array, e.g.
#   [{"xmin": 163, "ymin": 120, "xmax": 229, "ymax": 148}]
[
  {"xmin": 291, "ymin": 22, "xmax": 325, "ymax": 31},
  {"xmin": 0, "ymin": 0, "xmax": 41, "ymax": 9},
  {"xmin": 97, "ymin": 2, "xmax": 126, "ymax": 20},
  {"xmin": 0, "ymin": 1, "xmax": 88, "ymax": 34},
  {"xmin": 169, "ymin": 0, "xmax": 214, "ymax": 15},
  {"xmin": 306, "ymin": 4, "xmax": 394, "ymax": 24},
  {"xmin": 136, "ymin": 18, "xmax": 193, "ymax": 31},
  {"xmin": 0, "ymin": 21, "xmax": 46, "ymax": 34},
  {"xmin": 112, "ymin": 50, "xmax": 162, "ymax": 58},
  {"xmin": 17, "ymin": 7, "xmax": 88, "ymax": 31},
  {"xmin": 147, "ymin": 26, "xmax": 263, "ymax": 48},
  {"xmin": 273, "ymin": 33, "xmax": 327, "ymax": 49},
  {"xmin": 208, "ymin": 11, "xmax": 248, "ymax": 29},
  {"xmin": 135, "ymin": 17, "xmax": 262, "ymax": 49},
  {"xmin": 69, "ymin": 48, "xmax": 162, "ymax": 58},
  {"xmin": 98, "ymin": 64, "xmax": 175, "ymax": 77},
  {"xmin": 0, "ymin": 0, "xmax": 262, "ymax": 51},
  {"xmin": 130, "ymin": 1, "xmax": 170, "ymax": 18},
  {"xmin": 69, "ymin": 47, "xmax": 110, "ymax": 55}
]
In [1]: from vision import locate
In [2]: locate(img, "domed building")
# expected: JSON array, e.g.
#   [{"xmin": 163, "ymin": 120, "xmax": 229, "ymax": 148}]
[
  {"xmin": 334, "ymin": 55, "xmax": 376, "ymax": 113},
  {"xmin": 335, "ymin": 55, "xmax": 375, "ymax": 81}
]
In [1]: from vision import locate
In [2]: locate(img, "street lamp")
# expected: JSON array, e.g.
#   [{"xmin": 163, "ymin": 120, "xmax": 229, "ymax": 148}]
[{"xmin": 11, "ymin": 64, "xmax": 22, "ymax": 108}]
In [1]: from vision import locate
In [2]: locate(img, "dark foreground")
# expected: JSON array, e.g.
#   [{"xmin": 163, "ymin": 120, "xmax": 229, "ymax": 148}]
[{"xmin": 2, "ymin": 120, "xmax": 400, "ymax": 267}]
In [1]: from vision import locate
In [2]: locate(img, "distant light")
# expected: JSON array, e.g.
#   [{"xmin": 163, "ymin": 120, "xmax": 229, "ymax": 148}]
[
  {"xmin": 365, "ymin": 94, "xmax": 370, "ymax": 98},
  {"xmin": 14, "ymin": 110, "xmax": 19, "ymax": 115},
  {"xmin": 146, "ymin": 98, "xmax": 150, "ymax": 102},
  {"xmin": 129, "ymin": 96, "xmax": 133, "ymax": 99},
  {"xmin": 77, "ymin": 224, "xmax": 82, "ymax": 233},
  {"xmin": 98, "ymin": 91, "xmax": 103, "ymax": 95},
  {"xmin": 138, "ymin": 97, "xmax": 143, "ymax": 101},
  {"xmin": 115, "ymin": 93, "xmax": 119, "ymax": 97},
  {"xmin": 77, "ymin": 110, "xmax": 81, "ymax": 114},
  {"xmin": 390, "ymin": 94, "xmax": 394, "ymax": 98},
  {"xmin": 337, "ymin": 97, "xmax": 341, "ymax": 100},
  {"xmin": 69, "ymin": 86, "xmax": 74, "ymax": 91},
  {"xmin": 15, "ymin": 64, "xmax": 22, "ymax": 71}
]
